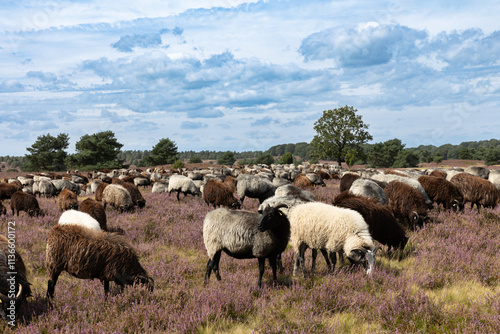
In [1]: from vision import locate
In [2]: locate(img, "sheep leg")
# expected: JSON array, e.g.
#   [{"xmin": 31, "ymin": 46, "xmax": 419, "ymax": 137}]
[
  {"xmin": 176, "ymin": 191, "xmax": 181, "ymax": 202},
  {"xmin": 321, "ymin": 249, "xmax": 333, "ymax": 271},
  {"xmin": 257, "ymin": 257, "xmax": 266, "ymax": 287},
  {"xmin": 211, "ymin": 251, "xmax": 222, "ymax": 281},
  {"xmin": 311, "ymin": 249, "xmax": 318, "ymax": 272},
  {"xmin": 204, "ymin": 259, "xmax": 213, "ymax": 284},
  {"xmin": 46, "ymin": 271, "xmax": 61, "ymax": 298},
  {"xmin": 268, "ymin": 256, "xmax": 278, "ymax": 285},
  {"xmin": 103, "ymin": 280, "xmax": 110, "ymax": 298}
]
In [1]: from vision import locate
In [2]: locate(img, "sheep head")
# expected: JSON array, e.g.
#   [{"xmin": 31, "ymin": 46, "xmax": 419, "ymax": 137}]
[
  {"xmin": 134, "ymin": 276, "xmax": 154, "ymax": 293},
  {"xmin": 451, "ymin": 199, "xmax": 464, "ymax": 213},
  {"xmin": 0, "ymin": 283, "xmax": 26, "ymax": 321},
  {"xmin": 257, "ymin": 204, "xmax": 289, "ymax": 232},
  {"xmin": 347, "ymin": 246, "xmax": 380, "ymax": 275}
]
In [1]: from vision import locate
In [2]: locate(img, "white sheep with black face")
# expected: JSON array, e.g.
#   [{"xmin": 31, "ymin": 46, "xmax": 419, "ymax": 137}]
[
  {"xmin": 288, "ymin": 202, "xmax": 377, "ymax": 277},
  {"xmin": 168, "ymin": 174, "xmax": 200, "ymax": 201}
]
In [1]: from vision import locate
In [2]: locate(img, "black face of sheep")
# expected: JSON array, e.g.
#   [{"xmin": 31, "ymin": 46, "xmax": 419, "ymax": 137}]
[
  {"xmin": 347, "ymin": 246, "xmax": 380, "ymax": 275},
  {"xmin": 0, "ymin": 285, "xmax": 25, "ymax": 322},
  {"xmin": 451, "ymin": 199, "xmax": 465, "ymax": 213},
  {"xmin": 409, "ymin": 211, "xmax": 428, "ymax": 228},
  {"xmin": 257, "ymin": 204, "xmax": 289, "ymax": 232}
]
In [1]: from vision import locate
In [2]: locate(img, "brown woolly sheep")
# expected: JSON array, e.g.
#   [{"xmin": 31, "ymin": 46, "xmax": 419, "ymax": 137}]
[
  {"xmin": 45, "ymin": 224, "xmax": 154, "ymax": 298},
  {"xmin": 1, "ymin": 235, "xmax": 32, "ymax": 322},
  {"xmin": 418, "ymin": 175, "xmax": 464, "ymax": 212},
  {"xmin": 429, "ymin": 170, "xmax": 447, "ymax": 178},
  {"xmin": 95, "ymin": 182, "xmax": 110, "ymax": 202},
  {"xmin": 102, "ymin": 184, "xmax": 134, "ymax": 212},
  {"xmin": 339, "ymin": 173, "xmax": 361, "ymax": 192},
  {"xmin": 79, "ymin": 198, "xmax": 107, "ymax": 231},
  {"xmin": 223, "ymin": 175, "xmax": 237, "ymax": 193},
  {"xmin": 450, "ymin": 173, "xmax": 500, "ymax": 210},
  {"xmin": 112, "ymin": 179, "xmax": 146, "ymax": 208},
  {"xmin": 57, "ymin": 188, "xmax": 79, "ymax": 211},
  {"xmin": 10, "ymin": 191, "xmax": 42, "ymax": 216},
  {"xmin": 384, "ymin": 181, "xmax": 429, "ymax": 229},
  {"xmin": 0, "ymin": 183, "xmax": 22, "ymax": 200},
  {"xmin": 203, "ymin": 179, "xmax": 241, "ymax": 209},
  {"xmin": 293, "ymin": 173, "xmax": 313, "ymax": 189},
  {"xmin": 316, "ymin": 170, "xmax": 330, "ymax": 180},
  {"xmin": 333, "ymin": 191, "xmax": 408, "ymax": 251}
]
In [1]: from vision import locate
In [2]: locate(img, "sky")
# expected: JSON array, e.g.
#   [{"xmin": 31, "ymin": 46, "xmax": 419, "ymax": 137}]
[{"xmin": 1, "ymin": 0, "xmax": 499, "ymax": 156}]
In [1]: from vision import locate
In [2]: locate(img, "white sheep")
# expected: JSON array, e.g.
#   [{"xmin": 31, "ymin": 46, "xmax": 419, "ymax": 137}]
[
  {"xmin": 102, "ymin": 184, "xmax": 134, "ymax": 211},
  {"xmin": 58, "ymin": 209, "xmax": 101, "ymax": 231},
  {"xmin": 236, "ymin": 174, "xmax": 276, "ymax": 204},
  {"xmin": 349, "ymin": 178, "xmax": 387, "ymax": 205},
  {"xmin": 288, "ymin": 202, "xmax": 377, "ymax": 277},
  {"xmin": 168, "ymin": 174, "xmax": 200, "ymax": 201}
]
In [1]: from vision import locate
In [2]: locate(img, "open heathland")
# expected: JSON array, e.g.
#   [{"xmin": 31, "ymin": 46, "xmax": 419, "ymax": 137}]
[{"xmin": 1, "ymin": 177, "xmax": 500, "ymax": 333}]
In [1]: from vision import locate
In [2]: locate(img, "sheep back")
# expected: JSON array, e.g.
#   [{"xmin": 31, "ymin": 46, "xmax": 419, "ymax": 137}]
[
  {"xmin": 203, "ymin": 179, "xmax": 240, "ymax": 209},
  {"xmin": 10, "ymin": 191, "xmax": 41, "ymax": 216},
  {"xmin": 102, "ymin": 184, "xmax": 133, "ymax": 211},
  {"xmin": 236, "ymin": 174, "xmax": 276, "ymax": 204},
  {"xmin": 350, "ymin": 178, "xmax": 387, "ymax": 205},
  {"xmin": 57, "ymin": 188, "xmax": 79, "ymax": 211},
  {"xmin": 417, "ymin": 175, "xmax": 464, "ymax": 211},
  {"xmin": 340, "ymin": 173, "xmax": 361, "ymax": 192},
  {"xmin": 79, "ymin": 199, "xmax": 107, "ymax": 231},
  {"xmin": 450, "ymin": 173, "xmax": 500, "ymax": 209},
  {"xmin": 384, "ymin": 181, "xmax": 428, "ymax": 228}
]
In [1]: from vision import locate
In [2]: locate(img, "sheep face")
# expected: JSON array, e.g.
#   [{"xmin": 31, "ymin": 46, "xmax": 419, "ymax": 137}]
[
  {"xmin": 409, "ymin": 211, "xmax": 428, "ymax": 228},
  {"xmin": 257, "ymin": 205, "xmax": 288, "ymax": 232},
  {"xmin": 451, "ymin": 199, "xmax": 464, "ymax": 213},
  {"xmin": 134, "ymin": 276, "xmax": 154, "ymax": 292},
  {"xmin": 346, "ymin": 247, "xmax": 379, "ymax": 275},
  {"xmin": 0, "ymin": 284, "xmax": 25, "ymax": 321}
]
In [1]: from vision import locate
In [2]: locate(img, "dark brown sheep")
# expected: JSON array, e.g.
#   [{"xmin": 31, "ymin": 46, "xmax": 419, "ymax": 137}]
[
  {"xmin": 316, "ymin": 170, "xmax": 330, "ymax": 180},
  {"xmin": 203, "ymin": 179, "xmax": 241, "ymax": 209},
  {"xmin": 418, "ymin": 175, "xmax": 464, "ymax": 212},
  {"xmin": 57, "ymin": 188, "xmax": 79, "ymax": 211},
  {"xmin": 0, "ymin": 183, "xmax": 22, "ymax": 201},
  {"xmin": 293, "ymin": 173, "xmax": 313, "ymax": 189},
  {"xmin": 112, "ymin": 179, "xmax": 146, "ymax": 208},
  {"xmin": 333, "ymin": 191, "xmax": 408, "ymax": 251},
  {"xmin": 339, "ymin": 173, "xmax": 361, "ymax": 192},
  {"xmin": 0, "ymin": 235, "xmax": 32, "ymax": 322},
  {"xmin": 45, "ymin": 224, "xmax": 154, "ymax": 298},
  {"xmin": 10, "ymin": 191, "xmax": 42, "ymax": 216},
  {"xmin": 429, "ymin": 170, "xmax": 447, "ymax": 178},
  {"xmin": 223, "ymin": 175, "xmax": 237, "ymax": 193},
  {"xmin": 384, "ymin": 181, "xmax": 429, "ymax": 229},
  {"xmin": 79, "ymin": 198, "xmax": 107, "ymax": 231},
  {"xmin": 95, "ymin": 182, "xmax": 110, "ymax": 202},
  {"xmin": 450, "ymin": 173, "xmax": 500, "ymax": 210}
]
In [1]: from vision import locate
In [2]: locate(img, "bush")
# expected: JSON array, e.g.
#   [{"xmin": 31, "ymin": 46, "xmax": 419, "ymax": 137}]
[
  {"xmin": 172, "ymin": 160, "xmax": 185, "ymax": 169},
  {"xmin": 189, "ymin": 156, "xmax": 202, "ymax": 164}
]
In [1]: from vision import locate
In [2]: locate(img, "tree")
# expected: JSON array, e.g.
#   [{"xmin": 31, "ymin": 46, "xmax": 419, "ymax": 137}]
[
  {"xmin": 217, "ymin": 151, "xmax": 236, "ymax": 165},
  {"xmin": 367, "ymin": 138, "xmax": 405, "ymax": 168},
  {"xmin": 310, "ymin": 106, "xmax": 372, "ymax": 166},
  {"xmin": 142, "ymin": 138, "xmax": 178, "ymax": 166},
  {"xmin": 280, "ymin": 152, "xmax": 294, "ymax": 164},
  {"xmin": 255, "ymin": 153, "xmax": 275, "ymax": 165},
  {"xmin": 393, "ymin": 150, "xmax": 419, "ymax": 168},
  {"xmin": 459, "ymin": 148, "xmax": 473, "ymax": 160},
  {"xmin": 344, "ymin": 148, "xmax": 360, "ymax": 169},
  {"xmin": 484, "ymin": 147, "xmax": 500, "ymax": 165},
  {"xmin": 189, "ymin": 155, "xmax": 202, "ymax": 164},
  {"xmin": 66, "ymin": 131, "xmax": 123, "ymax": 169},
  {"xmin": 25, "ymin": 133, "xmax": 69, "ymax": 171}
]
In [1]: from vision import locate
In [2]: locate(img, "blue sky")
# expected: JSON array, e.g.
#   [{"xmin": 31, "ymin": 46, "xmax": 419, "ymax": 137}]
[{"xmin": 1, "ymin": 0, "xmax": 499, "ymax": 155}]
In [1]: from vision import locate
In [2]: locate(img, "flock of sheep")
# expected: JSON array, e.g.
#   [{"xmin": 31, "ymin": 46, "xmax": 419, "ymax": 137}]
[{"xmin": 1, "ymin": 163, "xmax": 500, "ymax": 323}]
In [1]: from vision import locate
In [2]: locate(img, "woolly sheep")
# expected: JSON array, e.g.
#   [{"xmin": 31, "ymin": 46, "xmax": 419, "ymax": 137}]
[
  {"xmin": 168, "ymin": 174, "xmax": 200, "ymax": 201},
  {"xmin": 384, "ymin": 181, "xmax": 429, "ymax": 229},
  {"xmin": 371, "ymin": 174, "xmax": 432, "ymax": 206},
  {"xmin": 0, "ymin": 183, "xmax": 22, "ymax": 200},
  {"xmin": 349, "ymin": 178, "xmax": 387, "ymax": 205},
  {"xmin": 10, "ymin": 191, "xmax": 42, "ymax": 216},
  {"xmin": 58, "ymin": 209, "xmax": 102, "ymax": 231},
  {"xmin": 45, "ymin": 224, "xmax": 154, "ymax": 298},
  {"xmin": 203, "ymin": 204, "xmax": 290, "ymax": 287},
  {"xmin": 464, "ymin": 166, "xmax": 490, "ymax": 179},
  {"xmin": 57, "ymin": 188, "xmax": 79, "ymax": 211},
  {"xmin": 417, "ymin": 175, "xmax": 464, "ymax": 212},
  {"xmin": 340, "ymin": 173, "xmax": 361, "ymax": 192},
  {"xmin": 79, "ymin": 198, "xmax": 107, "ymax": 231},
  {"xmin": 203, "ymin": 179, "xmax": 240, "ymax": 209},
  {"xmin": 152, "ymin": 181, "xmax": 169, "ymax": 194},
  {"xmin": 288, "ymin": 202, "xmax": 377, "ymax": 277},
  {"xmin": 489, "ymin": 170, "xmax": 500, "ymax": 191},
  {"xmin": 450, "ymin": 173, "xmax": 500, "ymax": 210},
  {"xmin": 236, "ymin": 174, "xmax": 276, "ymax": 205},
  {"xmin": 37, "ymin": 180, "xmax": 57, "ymax": 198},
  {"xmin": 102, "ymin": 184, "xmax": 134, "ymax": 212},
  {"xmin": 274, "ymin": 184, "xmax": 315, "ymax": 202},
  {"xmin": 51, "ymin": 179, "xmax": 80, "ymax": 196}
]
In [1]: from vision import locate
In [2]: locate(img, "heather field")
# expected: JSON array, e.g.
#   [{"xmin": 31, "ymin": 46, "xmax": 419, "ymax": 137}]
[{"xmin": 2, "ymin": 178, "xmax": 500, "ymax": 333}]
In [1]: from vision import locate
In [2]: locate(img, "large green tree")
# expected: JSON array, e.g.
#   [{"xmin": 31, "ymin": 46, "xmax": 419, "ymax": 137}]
[
  {"xmin": 217, "ymin": 151, "xmax": 236, "ymax": 165},
  {"xmin": 368, "ymin": 138, "xmax": 405, "ymax": 168},
  {"xmin": 310, "ymin": 106, "xmax": 372, "ymax": 166},
  {"xmin": 66, "ymin": 131, "xmax": 123, "ymax": 169},
  {"xmin": 25, "ymin": 133, "xmax": 69, "ymax": 171},
  {"xmin": 142, "ymin": 138, "xmax": 178, "ymax": 166}
]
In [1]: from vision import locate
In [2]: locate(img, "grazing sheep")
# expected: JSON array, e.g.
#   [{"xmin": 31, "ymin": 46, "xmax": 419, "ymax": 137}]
[
  {"xmin": 102, "ymin": 184, "xmax": 134, "ymax": 212},
  {"xmin": 45, "ymin": 224, "xmax": 154, "ymax": 298},
  {"xmin": 236, "ymin": 174, "xmax": 276, "ymax": 205},
  {"xmin": 349, "ymin": 178, "xmax": 387, "ymax": 205},
  {"xmin": 293, "ymin": 173, "xmax": 313, "ymax": 189},
  {"xmin": 288, "ymin": 202, "xmax": 377, "ymax": 277},
  {"xmin": 489, "ymin": 170, "xmax": 500, "ymax": 191},
  {"xmin": 57, "ymin": 188, "xmax": 79, "ymax": 211},
  {"xmin": 79, "ymin": 198, "xmax": 107, "ymax": 231},
  {"xmin": 152, "ymin": 181, "xmax": 169, "ymax": 194},
  {"xmin": 305, "ymin": 173, "xmax": 326, "ymax": 187},
  {"xmin": 58, "ymin": 209, "xmax": 102, "ymax": 231},
  {"xmin": 340, "ymin": 173, "xmax": 361, "ymax": 192},
  {"xmin": 384, "ymin": 181, "xmax": 429, "ymax": 229},
  {"xmin": 274, "ymin": 184, "xmax": 316, "ymax": 202},
  {"xmin": 0, "ymin": 183, "xmax": 22, "ymax": 200},
  {"xmin": 223, "ymin": 175, "xmax": 237, "ymax": 193},
  {"xmin": 429, "ymin": 170, "xmax": 447, "ymax": 178},
  {"xmin": 450, "ymin": 173, "xmax": 500, "ymax": 210},
  {"xmin": 417, "ymin": 175, "xmax": 464, "ymax": 212},
  {"xmin": 203, "ymin": 204, "xmax": 290, "ymax": 287},
  {"xmin": 0, "ymin": 235, "xmax": 32, "ymax": 322},
  {"xmin": 371, "ymin": 174, "xmax": 433, "ymax": 206},
  {"xmin": 134, "ymin": 177, "xmax": 151, "ymax": 188},
  {"xmin": 36, "ymin": 180, "xmax": 57, "ymax": 198},
  {"xmin": 51, "ymin": 179, "xmax": 80, "ymax": 196},
  {"xmin": 10, "ymin": 191, "xmax": 42, "ymax": 216},
  {"xmin": 89, "ymin": 179, "xmax": 102, "ymax": 194},
  {"xmin": 465, "ymin": 166, "xmax": 490, "ymax": 179},
  {"xmin": 95, "ymin": 182, "xmax": 110, "ymax": 202},
  {"xmin": 333, "ymin": 191, "xmax": 408, "ymax": 251},
  {"xmin": 113, "ymin": 179, "xmax": 146, "ymax": 208},
  {"xmin": 168, "ymin": 174, "xmax": 200, "ymax": 201},
  {"xmin": 203, "ymin": 179, "xmax": 241, "ymax": 209}
]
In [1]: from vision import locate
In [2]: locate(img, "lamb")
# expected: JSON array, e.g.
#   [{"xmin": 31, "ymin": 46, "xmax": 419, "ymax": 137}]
[
  {"xmin": 102, "ymin": 184, "xmax": 134, "ymax": 212},
  {"xmin": 58, "ymin": 209, "xmax": 102, "ymax": 231},
  {"xmin": 293, "ymin": 173, "xmax": 313, "ymax": 189},
  {"xmin": 450, "ymin": 173, "xmax": 500, "ymax": 210},
  {"xmin": 288, "ymin": 202, "xmax": 377, "ymax": 277},
  {"xmin": 0, "ymin": 235, "xmax": 32, "ymax": 322},
  {"xmin": 79, "ymin": 198, "xmax": 107, "ymax": 231},
  {"xmin": 57, "ymin": 188, "xmax": 79, "ymax": 211},
  {"xmin": 0, "ymin": 183, "xmax": 22, "ymax": 200},
  {"xmin": 340, "ymin": 173, "xmax": 361, "ymax": 192},
  {"xmin": 417, "ymin": 175, "xmax": 464, "ymax": 212},
  {"xmin": 333, "ymin": 191, "xmax": 408, "ymax": 251},
  {"xmin": 236, "ymin": 174, "xmax": 276, "ymax": 205},
  {"xmin": 384, "ymin": 181, "xmax": 429, "ymax": 229},
  {"xmin": 203, "ymin": 204, "xmax": 290, "ymax": 287},
  {"xmin": 349, "ymin": 178, "xmax": 387, "ymax": 205},
  {"xmin": 168, "ymin": 174, "xmax": 201, "ymax": 201},
  {"xmin": 203, "ymin": 179, "xmax": 241, "ymax": 209},
  {"xmin": 45, "ymin": 224, "xmax": 154, "ymax": 298},
  {"xmin": 10, "ymin": 191, "xmax": 42, "ymax": 216},
  {"xmin": 113, "ymin": 179, "xmax": 146, "ymax": 208}
]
